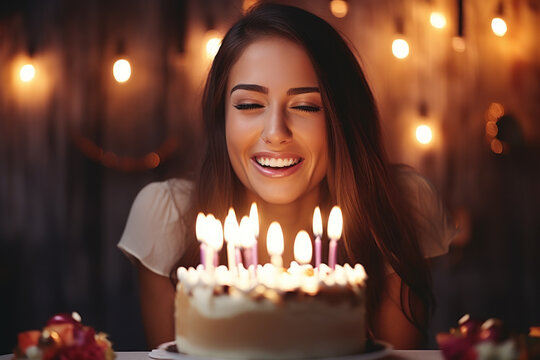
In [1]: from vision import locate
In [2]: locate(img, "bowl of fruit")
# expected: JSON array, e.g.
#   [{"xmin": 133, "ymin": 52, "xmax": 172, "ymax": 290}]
[
  {"xmin": 437, "ymin": 314, "xmax": 540, "ymax": 360},
  {"xmin": 12, "ymin": 312, "xmax": 115, "ymax": 360}
]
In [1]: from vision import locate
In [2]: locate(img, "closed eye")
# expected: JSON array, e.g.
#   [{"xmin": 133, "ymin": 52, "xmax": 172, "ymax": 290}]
[
  {"xmin": 233, "ymin": 103, "xmax": 264, "ymax": 110},
  {"xmin": 291, "ymin": 105, "xmax": 321, "ymax": 113}
]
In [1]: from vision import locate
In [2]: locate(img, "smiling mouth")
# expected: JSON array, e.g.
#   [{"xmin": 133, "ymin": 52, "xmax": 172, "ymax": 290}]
[{"xmin": 254, "ymin": 156, "xmax": 303, "ymax": 168}]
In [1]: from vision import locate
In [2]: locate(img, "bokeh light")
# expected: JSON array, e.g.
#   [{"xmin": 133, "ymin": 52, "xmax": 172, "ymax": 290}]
[
  {"xmin": 490, "ymin": 138, "xmax": 503, "ymax": 154},
  {"xmin": 452, "ymin": 36, "xmax": 466, "ymax": 52},
  {"xmin": 491, "ymin": 17, "xmax": 507, "ymax": 37},
  {"xmin": 330, "ymin": 0, "xmax": 349, "ymax": 18},
  {"xmin": 113, "ymin": 59, "xmax": 131, "ymax": 83},
  {"xmin": 19, "ymin": 64, "xmax": 36, "ymax": 82},
  {"xmin": 392, "ymin": 38, "xmax": 409, "ymax": 59},
  {"xmin": 430, "ymin": 12, "xmax": 447, "ymax": 29},
  {"xmin": 205, "ymin": 31, "xmax": 222, "ymax": 60},
  {"xmin": 416, "ymin": 125, "xmax": 433, "ymax": 145},
  {"xmin": 487, "ymin": 102, "xmax": 505, "ymax": 122}
]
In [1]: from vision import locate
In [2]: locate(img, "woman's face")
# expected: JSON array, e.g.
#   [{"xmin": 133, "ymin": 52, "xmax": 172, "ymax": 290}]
[{"xmin": 225, "ymin": 37, "xmax": 328, "ymax": 205}]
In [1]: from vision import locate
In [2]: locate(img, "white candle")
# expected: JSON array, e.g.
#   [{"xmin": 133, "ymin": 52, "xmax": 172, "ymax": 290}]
[
  {"xmin": 312, "ymin": 207, "xmax": 323, "ymax": 268},
  {"xmin": 195, "ymin": 212, "xmax": 207, "ymax": 267},
  {"xmin": 327, "ymin": 206, "xmax": 343, "ymax": 269},
  {"xmin": 224, "ymin": 208, "xmax": 239, "ymax": 271},
  {"xmin": 267, "ymin": 222, "xmax": 284, "ymax": 268},
  {"xmin": 294, "ymin": 230, "xmax": 313, "ymax": 265},
  {"xmin": 249, "ymin": 202, "xmax": 259, "ymax": 268}
]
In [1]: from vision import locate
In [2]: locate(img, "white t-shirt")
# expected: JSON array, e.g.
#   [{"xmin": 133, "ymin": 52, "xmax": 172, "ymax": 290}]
[{"xmin": 118, "ymin": 168, "xmax": 457, "ymax": 277}]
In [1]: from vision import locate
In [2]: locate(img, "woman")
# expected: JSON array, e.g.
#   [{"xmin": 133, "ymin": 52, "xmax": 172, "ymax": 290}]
[{"xmin": 119, "ymin": 3, "xmax": 455, "ymax": 350}]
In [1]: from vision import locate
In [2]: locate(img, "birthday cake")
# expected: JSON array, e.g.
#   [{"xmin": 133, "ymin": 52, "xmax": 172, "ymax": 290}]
[
  {"xmin": 174, "ymin": 206, "xmax": 367, "ymax": 359},
  {"xmin": 175, "ymin": 263, "xmax": 367, "ymax": 359}
]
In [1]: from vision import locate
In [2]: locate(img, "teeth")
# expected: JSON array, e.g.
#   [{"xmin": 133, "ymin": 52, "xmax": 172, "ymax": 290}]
[{"xmin": 256, "ymin": 157, "xmax": 300, "ymax": 168}]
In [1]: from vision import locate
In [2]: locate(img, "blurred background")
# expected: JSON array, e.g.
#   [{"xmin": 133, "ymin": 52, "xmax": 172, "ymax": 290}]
[{"xmin": 1, "ymin": 0, "xmax": 539, "ymax": 353}]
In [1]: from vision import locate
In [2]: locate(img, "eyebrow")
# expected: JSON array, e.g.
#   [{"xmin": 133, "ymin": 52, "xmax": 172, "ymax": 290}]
[
  {"xmin": 286, "ymin": 87, "xmax": 320, "ymax": 95},
  {"xmin": 230, "ymin": 84, "xmax": 268, "ymax": 94},
  {"xmin": 230, "ymin": 84, "xmax": 320, "ymax": 96}
]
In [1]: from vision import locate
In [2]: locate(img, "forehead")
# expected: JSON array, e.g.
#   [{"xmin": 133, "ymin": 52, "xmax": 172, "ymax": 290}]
[{"xmin": 227, "ymin": 36, "xmax": 319, "ymax": 91}]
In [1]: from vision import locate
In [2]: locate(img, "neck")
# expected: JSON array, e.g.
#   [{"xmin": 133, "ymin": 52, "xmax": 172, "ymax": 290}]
[{"xmin": 244, "ymin": 186, "xmax": 320, "ymax": 265}]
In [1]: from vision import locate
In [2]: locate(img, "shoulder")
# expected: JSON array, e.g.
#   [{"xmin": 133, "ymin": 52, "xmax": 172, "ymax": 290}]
[{"xmin": 118, "ymin": 179, "xmax": 195, "ymax": 276}]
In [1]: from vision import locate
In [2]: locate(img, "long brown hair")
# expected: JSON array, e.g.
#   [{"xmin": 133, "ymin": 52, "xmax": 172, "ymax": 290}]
[{"xmin": 171, "ymin": 3, "xmax": 434, "ymax": 341}]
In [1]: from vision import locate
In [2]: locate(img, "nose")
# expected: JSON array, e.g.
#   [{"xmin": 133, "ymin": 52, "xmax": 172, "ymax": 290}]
[{"xmin": 261, "ymin": 107, "xmax": 292, "ymax": 145}]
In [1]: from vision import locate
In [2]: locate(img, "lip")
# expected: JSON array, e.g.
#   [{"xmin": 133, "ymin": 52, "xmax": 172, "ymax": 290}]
[{"xmin": 251, "ymin": 152, "xmax": 304, "ymax": 178}]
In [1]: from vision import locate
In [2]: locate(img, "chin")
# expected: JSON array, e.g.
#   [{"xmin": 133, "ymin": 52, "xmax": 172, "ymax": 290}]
[{"xmin": 250, "ymin": 186, "xmax": 304, "ymax": 206}]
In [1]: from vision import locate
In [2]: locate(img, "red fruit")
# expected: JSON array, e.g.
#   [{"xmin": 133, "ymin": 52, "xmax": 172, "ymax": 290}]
[{"xmin": 16, "ymin": 330, "xmax": 41, "ymax": 353}]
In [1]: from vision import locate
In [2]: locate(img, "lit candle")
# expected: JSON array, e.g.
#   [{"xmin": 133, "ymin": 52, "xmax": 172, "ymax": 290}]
[
  {"xmin": 294, "ymin": 230, "xmax": 313, "ymax": 265},
  {"xmin": 205, "ymin": 214, "xmax": 224, "ymax": 272},
  {"xmin": 312, "ymin": 207, "xmax": 323, "ymax": 268},
  {"xmin": 249, "ymin": 202, "xmax": 259, "ymax": 268},
  {"xmin": 327, "ymin": 206, "xmax": 343, "ymax": 269},
  {"xmin": 224, "ymin": 208, "xmax": 239, "ymax": 271},
  {"xmin": 267, "ymin": 222, "xmax": 284, "ymax": 268},
  {"xmin": 195, "ymin": 212, "xmax": 207, "ymax": 267},
  {"xmin": 239, "ymin": 216, "xmax": 255, "ymax": 267}
]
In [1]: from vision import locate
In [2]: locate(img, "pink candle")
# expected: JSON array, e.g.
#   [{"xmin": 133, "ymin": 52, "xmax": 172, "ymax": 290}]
[
  {"xmin": 327, "ymin": 206, "xmax": 343, "ymax": 270},
  {"xmin": 315, "ymin": 236, "xmax": 321, "ymax": 268},
  {"xmin": 200, "ymin": 243, "xmax": 206, "ymax": 268},
  {"xmin": 328, "ymin": 239, "xmax": 337, "ymax": 269},
  {"xmin": 214, "ymin": 251, "xmax": 219, "ymax": 267}
]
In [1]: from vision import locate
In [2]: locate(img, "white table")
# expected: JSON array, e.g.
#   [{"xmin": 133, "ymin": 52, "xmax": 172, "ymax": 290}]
[{"xmin": 1, "ymin": 350, "xmax": 443, "ymax": 359}]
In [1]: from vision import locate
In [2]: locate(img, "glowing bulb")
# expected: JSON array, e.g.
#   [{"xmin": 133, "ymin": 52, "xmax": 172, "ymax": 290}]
[
  {"xmin": 416, "ymin": 125, "xmax": 433, "ymax": 145},
  {"xmin": 392, "ymin": 38, "xmax": 409, "ymax": 59},
  {"xmin": 430, "ymin": 12, "xmax": 447, "ymax": 29},
  {"xmin": 19, "ymin": 64, "xmax": 36, "ymax": 82},
  {"xmin": 491, "ymin": 17, "xmax": 507, "ymax": 37},
  {"xmin": 113, "ymin": 59, "xmax": 131, "ymax": 83},
  {"xmin": 330, "ymin": 0, "xmax": 348, "ymax": 18},
  {"xmin": 205, "ymin": 31, "xmax": 222, "ymax": 60}
]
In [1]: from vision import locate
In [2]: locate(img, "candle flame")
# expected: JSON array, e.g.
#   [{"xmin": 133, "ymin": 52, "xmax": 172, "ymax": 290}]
[
  {"xmin": 206, "ymin": 215, "xmax": 223, "ymax": 251},
  {"xmin": 239, "ymin": 216, "xmax": 256, "ymax": 248},
  {"xmin": 195, "ymin": 212, "xmax": 207, "ymax": 243},
  {"xmin": 294, "ymin": 230, "xmax": 312, "ymax": 265},
  {"xmin": 249, "ymin": 202, "xmax": 259, "ymax": 238},
  {"xmin": 327, "ymin": 206, "xmax": 343, "ymax": 240},
  {"xmin": 266, "ymin": 221, "xmax": 284, "ymax": 256},
  {"xmin": 224, "ymin": 208, "xmax": 239, "ymax": 244},
  {"xmin": 313, "ymin": 206, "xmax": 323, "ymax": 237}
]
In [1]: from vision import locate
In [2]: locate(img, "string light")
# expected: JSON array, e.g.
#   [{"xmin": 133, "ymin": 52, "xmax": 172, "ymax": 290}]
[
  {"xmin": 72, "ymin": 134, "xmax": 179, "ymax": 172},
  {"xmin": 330, "ymin": 0, "xmax": 349, "ymax": 18},
  {"xmin": 113, "ymin": 59, "xmax": 131, "ymax": 83},
  {"xmin": 491, "ymin": 2, "xmax": 507, "ymax": 37},
  {"xmin": 392, "ymin": 17, "xmax": 409, "ymax": 60},
  {"xmin": 19, "ymin": 64, "xmax": 36, "ymax": 82}
]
